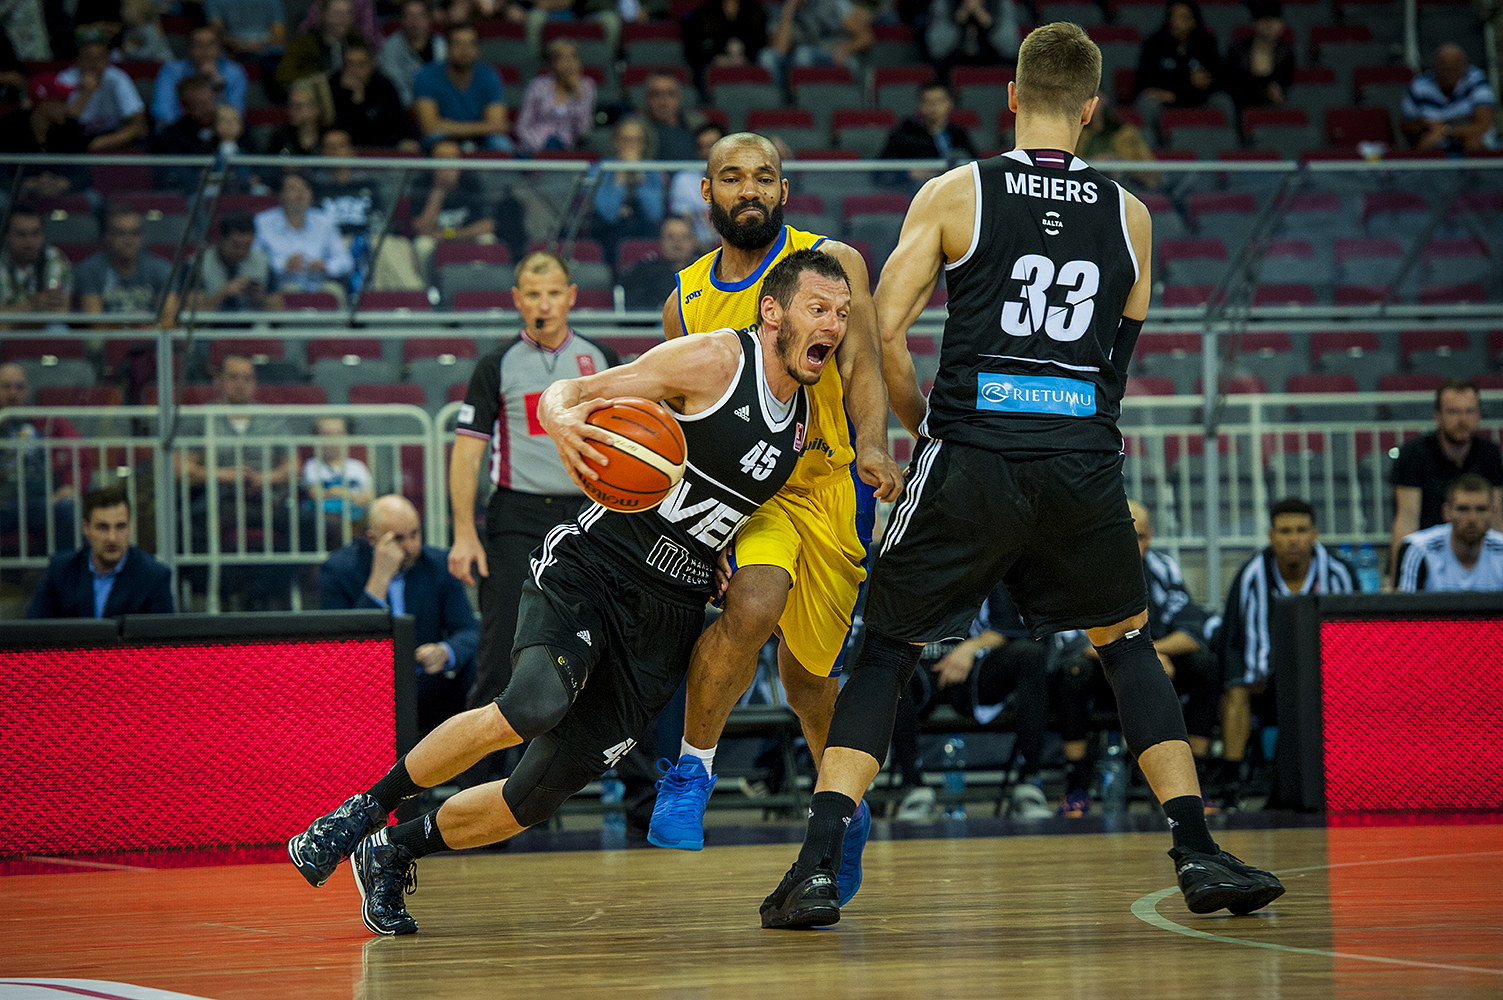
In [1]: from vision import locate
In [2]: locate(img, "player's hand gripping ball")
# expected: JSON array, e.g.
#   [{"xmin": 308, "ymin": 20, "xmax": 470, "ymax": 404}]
[{"xmin": 582, "ymin": 397, "xmax": 687, "ymax": 512}]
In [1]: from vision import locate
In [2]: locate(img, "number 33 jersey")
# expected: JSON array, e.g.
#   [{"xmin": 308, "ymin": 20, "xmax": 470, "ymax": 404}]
[{"xmin": 921, "ymin": 150, "xmax": 1140, "ymax": 458}]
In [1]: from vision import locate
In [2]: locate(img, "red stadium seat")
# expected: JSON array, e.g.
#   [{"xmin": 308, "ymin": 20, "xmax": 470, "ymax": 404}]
[
  {"xmin": 433, "ymin": 242, "xmax": 511, "ymax": 268},
  {"xmin": 573, "ymin": 288, "xmax": 614, "ymax": 309},
  {"xmin": 1325, "ymin": 107, "xmax": 1393, "ymax": 145},
  {"xmin": 1399, "ymin": 329, "xmax": 1472, "ymax": 366},
  {"xmin": 210, "ymin": 339, "xmax": 286, "ymax": 367},
  {"xmin": 1161, "ymin": 285, "xmax": 1217, "ymax": 308},
  {"xmin": 785, "ymin": 193, "xmax": 826, "ymax": 214},
  {"xmin": 1252, "ymin": 284, "xmax": 1317, "ymax": 306},
  {"xmin": 1, "ymin": 338, "xmax": 87, "ymax": 361},
  {"xmin": 1288, "ymin": 373, "xmax": 1359, "ymax": 393},
  {"xmin": 1125, "ymin": 375, "xmax": 1177, "ymax": 396},
  {"xmin": 1310, "ymin": 330, "xmax": 1381, "ymax": 366},
  {"xmin": 307, "ymin": 339, "xmax": 383, "ymax": 364},
  {"xmin": 257, "ymin": 385, "xmax": 328, "ymax": 405},
  {"xmin": 841, "ymin": 192, "xmax": 909, "ymax": 220},
  {"xmin": 349, "ymin": 384, "xmax": 427, "ymax": 406},
  {"xmin": 451, "ymin": 290, "xmax": 515, "ymax": 311},
  {"xmin": 746, "ymin": 108, "xmax": 817, "ymax": 132},
  {"xmin": 358, "ymin": 291, "xmax": 432, "ymax": 311},
  {"xmin": 1378, "ymin": 373, "xmax": 1445, "ymax": 394},
  {"xmin": 448, "ymin": 382, "xmax": 469, "ymax": 402},
  {"xmin": 281, "ymin": 292, "xmax": 340, "ymax": 311},
  {"xmin": 34, "ymin": 385, "xmax": 121, "ymax": 407},
  {"xmin": 404, "ymin": 338, "xmax": 478, "ymax": 363},
  {"xmin": 616, "ymin": 239, "xmax": 661, "ymax": 271},
  {"xmin": 1333, "ymin": 285, "xmax": 1387, "ymax": 306},
  {"xmin": 1420, "ymin": 283, "xmax": 1490, "ymax": 304}
]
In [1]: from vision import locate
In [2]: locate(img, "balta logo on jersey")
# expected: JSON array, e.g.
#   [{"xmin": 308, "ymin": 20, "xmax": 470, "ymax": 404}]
[{"xmin": 1042, "ymin": 211, "xmax": 1063, "ymax": 237}]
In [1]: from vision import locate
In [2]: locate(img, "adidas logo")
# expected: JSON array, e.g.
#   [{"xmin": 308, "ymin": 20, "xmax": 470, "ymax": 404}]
[
  {"xmin": 576, "ymin": 630, "xmax": 592, "ymax": 646},
  {"xmin": 734, "ymin": 404, "xmax": 751, "ymax": 421}
]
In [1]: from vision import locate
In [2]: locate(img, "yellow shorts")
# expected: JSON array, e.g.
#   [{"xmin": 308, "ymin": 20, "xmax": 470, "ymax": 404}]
[{"xmin": 729, "ymin": 473, "xmax": 876, "ymax": 677}]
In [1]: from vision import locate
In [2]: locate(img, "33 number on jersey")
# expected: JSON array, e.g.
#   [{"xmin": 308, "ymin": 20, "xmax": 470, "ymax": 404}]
[{"xmin": 1000, "ymin": 255, "xmax": 1101, "ymax": 343}]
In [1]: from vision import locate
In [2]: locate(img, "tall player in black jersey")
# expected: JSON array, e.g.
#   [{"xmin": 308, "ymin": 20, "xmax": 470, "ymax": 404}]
[
  {"xmin": 761, "ymin": 23, "xmax": 1285, "ymax": 929},
  {"xmin": 286, "ymin": 250, "xmax": 849, "ymax": 936}
]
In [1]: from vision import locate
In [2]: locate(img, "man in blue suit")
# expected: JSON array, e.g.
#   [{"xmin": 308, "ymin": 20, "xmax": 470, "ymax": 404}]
[
  {"xmin": 320, "ymin": 494, "xmax": 479, "ymax": 735},
  {"xmin": 27, "ymin": 484, "xmax": 174, "ymax": 618}
]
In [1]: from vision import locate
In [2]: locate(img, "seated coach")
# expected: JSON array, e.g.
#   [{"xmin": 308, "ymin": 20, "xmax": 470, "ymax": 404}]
[
  {"xmin": 26, "ymin": 484, "xmax": 174, "ymax": 618},
  {"xmin": 320, "ymin": 494, "xmax": 479, "ymax": 735}
]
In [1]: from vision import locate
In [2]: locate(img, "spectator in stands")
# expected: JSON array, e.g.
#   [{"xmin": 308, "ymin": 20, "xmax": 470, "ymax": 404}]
[
  {"xmin": 179, "ymin": 353, "xmax": 296, "ymax": 609},
  {"xmin": 26, "ymin": 485, "xmax": 173, "ymax": 618},
  {"xmin": 668, "ymin": 121, "xmax": 723, "ymax": 246},
  {"xmin": 152, "ymin": 25, "xmax": 249, "ymax": 131},
  {"xmin": 317, "ymin": 129, "xmax": 425, "ymax": 290},
  {"xmin": 683, "ymin": 0, "xmax": 768, "ymax": 93},
  {"xmin": 190, "ymin": 211, "xmax": 283, "ymax": 313},
  {"xmin": 302, "ymin": 414, "xmax": 373, "ymax": 537},
  {"xmin": 413, "ymin": 21, "xmax": 511, "ymax": 151},
  {"xmin": 119, "ymin": 0, "xmax": 175, "ymax": 63},
  {"xmin": 77, "ymin": 205, "xmax": 179, "ymax": 326},
  {"xmin": 4, "ymin": 0, "xmax": 49, "ymax": 63},
  {"xmin": 0, "ymin": 75, "xmax": 90, "ymax": 199},
  {"xmin": 411, "ymin": 137, "xmax": 496, "ymax": 278},
  {"xmin": 1077, "ymin": 87, "xmax": 1156, "ymax": 164},
  {"xmin": 763, "ymin": 0, "xmax": 873, "ymax": 85},
  {"xmin": 254, "ymin": 170, "xmax": 356, "ymax": 295},
  {"xmin": 1400, "ymin": 42, "xmax": 1498, "ymax": 153},
  {"xmin": 0, "ymin": 362, "xmax": 79, "ymax": 553},
  {"xmin": 924, "ymin": 0, "xmax": 1019, "ymax": 73},
  {"xmin": 639, "ymin": 71, "xmax": 699, "ymax": 161},
  {"xmin": 1390, "ymin": 378, "xmax": 1503, "ymax": 572},
  {"xmin": 0, "ymin": 206, "xmax": 73, "ymax": 321},
  {"xmin": 277, "ymin": 0, "xmax": 367, "ymax": 92},
  {"xmin": 590, "ymin": 117, "xmax": 664, "ymax": 265},
  {"xmin": 380, "ymin": 0, "xmax": 446, "ymax": 108},
  {"xmin": 263, "ymin": 74, "xmax": 334, "ymax": 159},
  {"xmin": 1396, "ymin": 473, "xmax": 1503, "ymax": 592},
  {"xmin": 1133, "ymin": 0, "xmax": 1237, "ymax": 145},
  {"xmin": 1222, "ymin": 0, "xmax": 1294, "ymax": 116},
  {"xmin": 152, "ymin": 74, "xmax": 245, "ymax": 192},
  {"xmin": 57, "ymin": 27, "xmax": 148, "ymax": 152},
  {"xmin": 208, "ymin": 0, "xmax": 287, "ymax": 63},
  {"xmin": 888, "ymin": 582, "xmax": 1053, "ymax": 821},
  {"xmin": 620, "ymin": 214, "xmax": 698, "ymax": 310},
  {"xmin": 330, "ymin": 38, "xmax": 413, "ymax": 147},
  {"xmin": 879, "ymin": 81, "xmax": 978, "ymax": 190},
  {"xmin": 297, "ymin": 0, "xmax": 378, "ymax": 47},
  {"xmin": 320, "ymin": 493, "xmax": 479, "ymax": 734},
  {"xmin": 514, "ymin": 38, "xmax": 596, "ymax": 155},
  {"xmin": 1217, "ymin": 498, "xmax": 1356, "ymax": 802}
]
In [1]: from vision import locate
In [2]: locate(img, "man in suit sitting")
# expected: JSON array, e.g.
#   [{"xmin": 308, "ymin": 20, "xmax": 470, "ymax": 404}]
[
  {"xmin": 320, "ymin": 494, "xmax": 479, "ymax": 735},
  {"xmin": 26, "ymin": 484, "xmax": 174, "ymax": 618}
]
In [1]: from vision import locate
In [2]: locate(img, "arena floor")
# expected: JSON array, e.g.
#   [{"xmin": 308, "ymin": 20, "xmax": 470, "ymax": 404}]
[{"xmin": 7, "ymin": 818, "xmax": 1502, "ymax": 1000}]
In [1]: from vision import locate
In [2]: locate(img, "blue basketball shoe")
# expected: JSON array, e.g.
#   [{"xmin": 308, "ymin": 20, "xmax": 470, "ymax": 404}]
[
  {"xmin": 647, "ymin": 755, "xmax": 717, "ymax": 850},
  {"xmin": 288, "ymin": 792, "xmax": 386, "ymax": 888},
  {"xmin": 837, "ymin": 799, "xmax": 871, "ymax": 907}
]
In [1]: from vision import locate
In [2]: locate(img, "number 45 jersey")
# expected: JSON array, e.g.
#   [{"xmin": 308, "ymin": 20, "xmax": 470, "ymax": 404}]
[{"xmin": 921, "ymin": 150, "xmax": 1141, "ymax": 459}]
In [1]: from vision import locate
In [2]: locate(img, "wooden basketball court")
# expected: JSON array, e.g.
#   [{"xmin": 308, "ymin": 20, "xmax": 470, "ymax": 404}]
[{"xmin": 9, "ymin": 821, "xmax": 1502, "ymax": 1000}]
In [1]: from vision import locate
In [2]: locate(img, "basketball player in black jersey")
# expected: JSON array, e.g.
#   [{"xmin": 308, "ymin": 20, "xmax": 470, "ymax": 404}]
[
  {"xmin": 285, "ymin": 250, "xmax": 849, "ymax": 936},
  {"xmin": 761, "ymin": 23, "xmax": 1285, "ymax": 929}
]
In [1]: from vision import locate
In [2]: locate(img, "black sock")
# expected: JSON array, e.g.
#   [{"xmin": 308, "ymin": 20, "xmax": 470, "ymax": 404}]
[
  {"xmin": 795, "ymin": 791, "xmax": 857, "ymax": 872},
  {"xmin": 1066, "ymin": 758, "xmax": 1092, "ymax": 794},
  {"xmin": 388, "ymin": 810, "xmax": 451, "ymax": 860},
  {"xmin": 369, "ymin": 756, "xmax": 426, "ymax": 814},
  {"xmin": 1163, "ymin": 795, "xmax": 1218, "ymax": 855}
]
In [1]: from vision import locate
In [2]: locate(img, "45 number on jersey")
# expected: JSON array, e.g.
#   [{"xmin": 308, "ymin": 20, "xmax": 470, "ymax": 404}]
[{"xmin": 738, "ymin": 440, "xmax": 783, "ymax": 481}]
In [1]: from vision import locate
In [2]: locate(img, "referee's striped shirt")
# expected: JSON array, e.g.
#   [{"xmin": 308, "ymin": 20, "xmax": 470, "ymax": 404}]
[
  {"xmin": 1395, "ymin": 523, "xmax": 1503, "ymax": 592},
  {"xmin": 1220, "ymin": 542, "xmax": 1356, "ymax": 687}
]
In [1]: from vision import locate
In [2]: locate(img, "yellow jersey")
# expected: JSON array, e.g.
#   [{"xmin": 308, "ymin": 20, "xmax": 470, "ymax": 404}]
[{"xmin": 673, "ymin": 226, "xmax": 855, "ymax": 495}]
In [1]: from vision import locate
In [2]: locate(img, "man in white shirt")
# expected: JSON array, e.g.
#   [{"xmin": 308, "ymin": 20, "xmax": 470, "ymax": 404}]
[
  {"xmin": 302, "ymin": 415, "xmax": 373, "ymax": 530},
  {"xmin": 1396, "ymin": 473, "xmax": 1503, "ymax": 591},
  {"xmin": 253, "ymin": 171, "xmax": 355, "ymax": 294},
  {"xmin": 56, "ymin": 30, "xmax": 148, "ymax": 151}
]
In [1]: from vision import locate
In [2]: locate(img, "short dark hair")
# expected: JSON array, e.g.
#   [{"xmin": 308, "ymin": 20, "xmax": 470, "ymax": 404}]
[
  {"xmin": 177, "ymin": 72, "xmax": 216, "ymax": 101},
  {"xmin": 1436, "ymin": 378, "xmax": 1480, "ymax": 410},
  {"xmin": 5, "ymin": 204, "xmax": 42, "ymax": 232},
  {"xmin": 760, "ymin": 248, "xmax": 850, "ymax": 313},
  {"xmin": 447, "ymin": 21, "xmax": 478, "ymax": 41},
  {"xmin": 918, "ymin": 80, "xmax": 952, "ymax": 100},
  {"xmin": 218, "ymin": 210, "xmax": 255, "ymax": 238},
  {"xmin": 1447, "ymin": 472, "xmax": 1493, "ymax": 502},
  {"xmin": 83, "ymin": 484, "xmax": 130, "ymax": 522},
  {"xmin": 104, "ymin": 203, "xmax": 141, "ymax": 233},
  {"xmin": 1269, "ymin": 496, "xmax": 1316, "ymax": 526}
]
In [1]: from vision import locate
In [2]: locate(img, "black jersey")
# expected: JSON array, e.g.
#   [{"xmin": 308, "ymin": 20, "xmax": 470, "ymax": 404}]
[
  {"xmin": 531, "ymin": 327, "xmax": 810, "ymax": 607},
  {"xmin": 921, "ymin": 150, "xmax": 1141, "ymax": 458}
]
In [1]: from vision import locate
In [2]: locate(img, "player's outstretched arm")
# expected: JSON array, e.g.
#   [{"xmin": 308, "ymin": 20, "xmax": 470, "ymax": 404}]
[
  {"xmin": 537, "ymin": 332, "xmax": 741, "ymax": 487},
  {"xmin": 873, "ymin": 170, "xmax": 967, "ymax": 438},
  {"xmin": 822, "ymin": 239, "xmax": 903, "ymax": 502}
]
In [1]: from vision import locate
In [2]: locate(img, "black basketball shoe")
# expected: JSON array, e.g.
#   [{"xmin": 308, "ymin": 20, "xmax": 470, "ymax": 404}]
[
  {"xmin": 1169, "ymin": 847, "xmax": 1286, "ymax": 915},
  {"xmin": 352, "ymin": 827, "xmax": 419, "ymax": 935},
  {"xmin": 760, "ymin": 864, "xmax": 841, "ymax": 929},
  {"xmin": 288, "ymin": 793, "xmax": 387, "ymax": 888}
]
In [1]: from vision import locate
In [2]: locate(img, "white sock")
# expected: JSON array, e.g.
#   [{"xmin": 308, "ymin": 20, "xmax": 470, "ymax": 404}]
[{"xmin": 680, "ymin": 739, "xmax": 716, "ymax": 775}]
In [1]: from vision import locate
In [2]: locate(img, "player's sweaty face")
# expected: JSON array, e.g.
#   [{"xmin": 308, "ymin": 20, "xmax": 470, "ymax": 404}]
[
  {"xmin": 705, "ymin": 148, "xmax": 786, "ymax": 249},
  {"xmin": 775, "ymin": 274, "xmax": 849, "ymax": 387}
]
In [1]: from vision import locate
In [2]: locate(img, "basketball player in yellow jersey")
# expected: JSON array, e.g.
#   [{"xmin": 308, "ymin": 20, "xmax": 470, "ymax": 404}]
[{"xmin": 648, "ymin": 134, "xmax": 902, "ymax": 906}]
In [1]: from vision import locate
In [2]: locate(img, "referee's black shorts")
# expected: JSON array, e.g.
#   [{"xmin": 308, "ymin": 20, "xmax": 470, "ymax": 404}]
[{"xmin": 864, "ymin": 439, "xmax": 1147, "ymax": 642}]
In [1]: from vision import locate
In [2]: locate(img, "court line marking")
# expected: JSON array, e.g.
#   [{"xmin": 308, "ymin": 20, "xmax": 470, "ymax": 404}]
[
  {"xmin": 1132, "ymin": 849, "xmax": 1503, "ymax": 976},
  {"xmin": 18, "ymin": 857, "xmax": 158, "ymax": 873}
]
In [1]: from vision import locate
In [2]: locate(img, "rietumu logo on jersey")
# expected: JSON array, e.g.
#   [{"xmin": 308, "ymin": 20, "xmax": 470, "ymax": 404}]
[{"xmin": 977, "ymin": 373, "xmax": 1096, "ymax": 417}]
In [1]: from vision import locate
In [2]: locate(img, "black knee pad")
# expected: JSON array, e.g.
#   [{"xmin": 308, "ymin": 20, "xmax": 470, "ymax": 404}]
[
  {"xmin": 494, "ymin": 644, "xmax": 580, "ymax": 740},
  {"xmin": 1095, "ymin": 628, "xmax": 1188, "ymax": 758},
  {"xmin": 827, "ymin": 629, "xmax": 922, "ymax": 760},
  {"xmin": 501, "ymin": 731, "xmax": 598, "ymax": 828}
]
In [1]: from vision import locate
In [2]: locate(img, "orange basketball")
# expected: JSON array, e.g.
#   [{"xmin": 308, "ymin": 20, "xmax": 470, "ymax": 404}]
[{"xmin": 581, "ymin": 397, "xmax": 688, "ymax": 512}]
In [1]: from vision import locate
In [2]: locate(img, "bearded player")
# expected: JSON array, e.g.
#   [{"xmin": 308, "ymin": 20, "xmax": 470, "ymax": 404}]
[{"xmin": 647, "ymin": 133, "xmax": 903, "ymax": 911}]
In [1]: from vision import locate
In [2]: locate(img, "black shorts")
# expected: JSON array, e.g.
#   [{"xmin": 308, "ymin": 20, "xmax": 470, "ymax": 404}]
[
  {"xmin": 511, "ymin": 532, "xmax": 706, "ymax": 775},
  {"xmin": 865, "ymin": 440, "xmax": 1147, "ymax": 642}
]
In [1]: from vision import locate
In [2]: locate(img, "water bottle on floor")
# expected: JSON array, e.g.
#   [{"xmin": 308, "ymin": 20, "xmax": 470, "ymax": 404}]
[
  {"xmin": 601, "ymin": 771, "xmax": 625, "ymax": 835},
  {"xmin": 941, "ymin": 735, "xmax": 966, "ymax": 819},
  {"xmin": 1100, "ymin": 733, "xmax": 1127, "ymax": 816}
]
